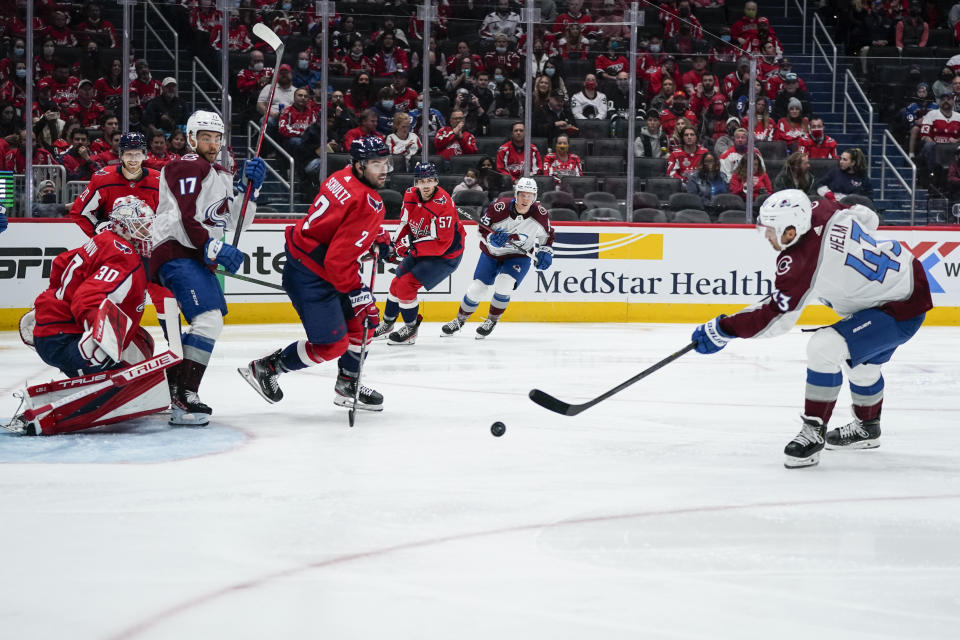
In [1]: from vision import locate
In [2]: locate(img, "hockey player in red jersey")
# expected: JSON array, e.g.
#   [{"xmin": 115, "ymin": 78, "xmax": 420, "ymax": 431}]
[
  {"xmin": 691, "ymin": 190, "xmax": 933, "ymax": 468},
  {"xmin": 442, "ymin": 177, "xmax": 555, "ymax": 339},
  {"xmin": 68, "ymin": 131, "xmax": 174, "ymax": 339},
  {"xmin": 8, "ymin": 197, "xmax": 173, "ymax": 436},
  {"xmin": 239, "ymin": 137, "xmax": 390, "ymax": 410},
  {"xmin": 373, "ymin": 162, "xmax": 466, "ymax": 345},
  {"xmin": 150, "ymin": 110, "xmax": 266, "ymax": 427}
]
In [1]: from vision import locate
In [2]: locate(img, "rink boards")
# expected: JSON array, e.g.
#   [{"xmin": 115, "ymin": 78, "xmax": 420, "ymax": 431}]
[{"xmin": 1, "ymin": 220, "xmax": 959, "ymax": 328}]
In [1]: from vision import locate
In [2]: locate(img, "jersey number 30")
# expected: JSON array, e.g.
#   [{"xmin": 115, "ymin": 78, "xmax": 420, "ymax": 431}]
[{"xmin": 844, "ymin": 221, "xmax": 901, "ymax": 283}]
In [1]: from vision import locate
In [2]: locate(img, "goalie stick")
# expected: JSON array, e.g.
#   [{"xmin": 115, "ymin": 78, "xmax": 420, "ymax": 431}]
[
  {"xmin": 233, "ymin": 22, "xmax": 285, "ymax": 248},
  {"xmin": 528, "ymin": 342, "xmax": 696, "ymax": 416},
  {"xmin": 218, "ymin": 268, "xmax": 285, "ymax": 291}
]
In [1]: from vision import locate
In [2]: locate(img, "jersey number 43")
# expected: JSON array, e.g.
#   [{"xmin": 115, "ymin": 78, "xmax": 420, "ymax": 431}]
[{"xmin": 844, "ymin": 221, "xmax": 902, "ymax": 283}]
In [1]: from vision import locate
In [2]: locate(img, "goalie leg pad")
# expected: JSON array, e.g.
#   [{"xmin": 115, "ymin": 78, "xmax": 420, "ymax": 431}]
[{"xmin": 121, "ymin": 326, "xmax": 155, "ymax": 365}]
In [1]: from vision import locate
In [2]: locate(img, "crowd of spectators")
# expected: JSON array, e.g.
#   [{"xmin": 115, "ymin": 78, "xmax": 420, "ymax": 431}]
[{"xmin": 0, "ymin": 0, "xmax": 887, "ymax": 217}]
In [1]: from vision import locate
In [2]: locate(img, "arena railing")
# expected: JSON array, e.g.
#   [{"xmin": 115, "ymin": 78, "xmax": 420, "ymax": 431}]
[
  {"xmin": 880, "ymin": 130, "xmax": 917, "ymax": 225},
  {"xmin": 811, "ymin": 13, "xmax": 837, "ymax": 111},
  {"xmin": 143, "ymin": 0, "xmax": 180, "ymax": 85},
  {"xmin": 843, "ymin": 69, "xmax": 874, "ymax": 175},
  {"xmin": 790, "ymin": 0, "xmax": 808, "ymax": 56},
  {"xmin": 66, "ymin": 181, "xmax": 89, "ymax": 202},
  {"xmin": 247, "ymin": 121, "xmax": 295, "ymax": 211},
  {"xmin": 191, "ymin": 57, "xmax": 227, "ymax": 121}
]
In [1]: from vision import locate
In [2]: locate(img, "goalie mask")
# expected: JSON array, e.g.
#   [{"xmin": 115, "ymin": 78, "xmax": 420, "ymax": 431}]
[
  {"xmin": 757, "ymin": 189, "xmax": 812, "ymax": 251},
  {"xmin": 110, "ymin": 195, "xmax": 156, "ymax": 256}
]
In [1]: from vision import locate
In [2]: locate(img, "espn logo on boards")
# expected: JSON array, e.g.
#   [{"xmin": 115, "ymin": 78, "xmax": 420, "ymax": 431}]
[{"xmin": 0, "ymin": 247, "xmax": 67, "ymax": 279}]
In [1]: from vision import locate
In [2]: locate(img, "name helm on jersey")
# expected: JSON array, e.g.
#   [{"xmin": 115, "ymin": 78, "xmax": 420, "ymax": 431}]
[{"xmin": 757, "ymin": 188, "xmax": 812, "ymax": 250}]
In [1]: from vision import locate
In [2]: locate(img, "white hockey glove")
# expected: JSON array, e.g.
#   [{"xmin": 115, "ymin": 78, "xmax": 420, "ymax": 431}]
[{"xmin": 78, "ymin": 299, "xmax": 133, "ymax": 366}]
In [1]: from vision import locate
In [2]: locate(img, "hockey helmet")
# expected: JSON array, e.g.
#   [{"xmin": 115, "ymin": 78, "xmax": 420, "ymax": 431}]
[
  {"xmin": 514, "ymin": 176, "xmax": 538, "ymax": 200},
  {"xmin": 350, "ymin": 136, "xmax": 390, "ymax": 166},
  {"xmin": 109, "ymin": 195, "xmax": 156, "ymax": 256},
  {"xmin": 119, "ymin": 132, "xmax": 146, "ymax": 153},
  {"xmin": 413, "ymin": 161, "xmax": 439, "ymax": 183},
  {"xmin": 757, "ymin": 189, "xmax": 812, "ymax": 250},
  {"xmin": 186, "ymin": 110, "xmax": 225, "ymax": 149}
]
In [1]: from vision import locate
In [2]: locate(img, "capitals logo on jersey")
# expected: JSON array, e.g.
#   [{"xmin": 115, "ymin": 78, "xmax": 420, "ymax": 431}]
[
  {"xmin": 434, "ymin": 194, "xmax": 448, "ymax": 206},
  {"xmin": 367, "ymin": 194, "xmax": 383, "ymax": 213}
]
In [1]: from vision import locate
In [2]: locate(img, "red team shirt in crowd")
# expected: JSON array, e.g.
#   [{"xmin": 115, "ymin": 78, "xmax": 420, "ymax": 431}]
[
  {"xmin": 660, "ymin": 108, "xmax": 700, "ymax": 136},
  {"xmin": 398, "ymin": 186, "xmax": 466, "ymax": 260},
  {"xmin": 131, "ymin": 77, "xmax": 161, "ymax": 105},
  {"xmin": 93, "ymin": 77, "xmax": 122, "ymax": 104},
  {"xmin": 542, "ymin": 152, "xmax": 583, "ymax": 185},
  {"xmin": 285, "ymin": 167, "xmax": 386, "ymax": 293},
  {"xmin": 42, "ymin": 76, "xmax": 80, "ymax": 106},
  {"xmin": 434, "ymin": 126, "xmax": 479, "ymax": 159},
  {"xmin": 209, "ymin": 24, "xmax": 253, "ymax": 51},
  {"xmin": 278, "ymin": 103, "xmax": 320, "ymax": 138},
  {"xmin": 393, "ymin": 86, "xmax": 418, "ymax": 112},
  {"xmin": 236, "ymin": 67, "xmax": 272, "ymax": 94},
  {"xmin": 595, "ymin": 54, "xmax": 628, "ymax": 77},
  {"xmin": 719, "ymin": 199, "xmax": 932, "ymax": 340},
  {"xmin": 799, "ymin": 134, "xmax": 839, "ymax": 159},
  {"xmin": 32, "ymin": 231, "xmax": 147, "ymax": 344},
  {"xmin": 666, "ymin": 145, "xmax": 709, "ymax": 179},
  {"xmin": 75, "ymin": 18, "xmax": 119, "ymax": 48},
  {"xmin": 496, "ymin": 142, "xmax": 542, "ymax": 181},
  {"xmin": 65, "ymin": 99, "xmax": 106, "ymax": 128},
  {"xmin": 919, "ymin": 108, "xmax": 960, "ymax": 142},
  {"xmin": 70, "ymin": 165, "xmax": 161, "ymax": 236},
  {"xmin": 482, "ymin": 50, "xmax": 521, "ymax": 75}
]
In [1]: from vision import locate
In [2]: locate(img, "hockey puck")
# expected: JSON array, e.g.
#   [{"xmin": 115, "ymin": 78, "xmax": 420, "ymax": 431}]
[{"xmin": 490, "ymin": 421, "xmax": 506, "ymax": 437}]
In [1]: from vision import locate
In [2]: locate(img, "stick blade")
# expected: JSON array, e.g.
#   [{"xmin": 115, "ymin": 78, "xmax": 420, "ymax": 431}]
[
  {"xmin": 528, "ymin": 389, "xmax": 577, "ymax": 416},
  {"xmin": 252, "ymin": 22, "xmax": 284, "ymax": 51}
]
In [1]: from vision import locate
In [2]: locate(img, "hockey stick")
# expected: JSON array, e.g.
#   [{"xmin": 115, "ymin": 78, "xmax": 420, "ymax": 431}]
[
  {"xmin": 529, "ymin": 342, "xmax": 697, "ymax": 416},
  {"xmin": 456, "ymin": 206, "xmax": 534, "ymax": 256},
  {"xmin": 218, "ymin": 268, "xmax": 285, "ymax": 291},
  {"xmin": 232, "ymin": 22, "xmax": 285, "ymax": 248},
  {"xmin": 349, "ymin": 250, "xmax": 378, "ymax": 428}
]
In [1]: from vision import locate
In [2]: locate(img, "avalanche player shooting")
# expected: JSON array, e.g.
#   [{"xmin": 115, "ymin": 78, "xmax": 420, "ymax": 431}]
[
  {"xmin": 68, "ymin": 131, "xmax": 176, "ymax": 340},
  {"xmin": 691, "ymin": 189, "xmax": 933, "ymax": 468},
  {"xmin": 374, "ymin": 161, "xmax": 466, "ymax": 345},
  {"xmin": 238, "ymin": 137, "xmax": 390, "ymax": 410},
  {"xmin": 8, "ymin": 196, "xmax": 176, "ymax": 436},
  {"xmin": 150, "ymin": 110, "xmax": 267, "ymax": 427},
  {"xmin": 442, "ymin": 177, "xmax": 555, "ymax": 339}
]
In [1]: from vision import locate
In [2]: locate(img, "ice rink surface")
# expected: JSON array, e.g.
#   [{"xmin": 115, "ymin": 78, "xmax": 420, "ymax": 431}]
[{"xmin": 1, "ymin": 321, "xmax": 959, "ymax": 639}]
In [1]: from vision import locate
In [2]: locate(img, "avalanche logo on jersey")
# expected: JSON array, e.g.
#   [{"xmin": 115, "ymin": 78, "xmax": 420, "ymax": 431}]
[
  {"xmin": 777, "ymin": 255, "xmax": 792, "ymax": 275},
  {"xmin": 203, "ymin": 197, "xmax": 230, "ymax": 229},
  {"xmin": 367, "ymin": 194, "xmax": 383, "ymax": 213}
]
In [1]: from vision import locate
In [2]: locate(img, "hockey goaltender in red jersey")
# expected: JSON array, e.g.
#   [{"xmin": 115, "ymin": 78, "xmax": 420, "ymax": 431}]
[{"xmin": 6, "ymin": 197, "xmax": 179, "ymax": 436}]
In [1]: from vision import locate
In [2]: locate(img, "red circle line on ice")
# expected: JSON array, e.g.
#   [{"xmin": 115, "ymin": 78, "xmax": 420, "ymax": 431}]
[{"xmin": 107, "ymin": 492, "xmax": 960, "ymax": 639}]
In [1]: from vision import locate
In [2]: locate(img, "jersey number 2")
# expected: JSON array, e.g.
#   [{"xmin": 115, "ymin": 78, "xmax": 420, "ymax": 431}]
[{"xmin": 844, "ymin": 220, "xmax": 901, "ymax": 283}]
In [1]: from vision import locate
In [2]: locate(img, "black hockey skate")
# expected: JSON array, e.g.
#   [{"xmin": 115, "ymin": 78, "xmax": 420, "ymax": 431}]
[
  {"xmin": 475, "ymin": 317, "xmax": 497, "ymax": 339},
  {"xmin": 441, "ymin": 317, "xmax": 464, "ymax": 336},
  {"xmin": 372, "ymin": 319, "xmax": 395, "ymax": 340},
  {"xmin": 333, "ymin": 370, "xmax": 384, "ymax": 412},
  {"xmin": 784, "ymin": 416, "xmax": 826, "ymax": 468},
  {"xmin": 388, "ymin": 315, "xmax": 422, "ymax": 345},
  {"xmin": 170, "ymin": 389, "xmax": 212, "ymax": 426},
  {"xmin": 825, "ymin": 418, "xmax": 881, "ymax": 450},
  {"xmin": 238, "ymin": 349, "xmax": 284, "ymax": 404}
]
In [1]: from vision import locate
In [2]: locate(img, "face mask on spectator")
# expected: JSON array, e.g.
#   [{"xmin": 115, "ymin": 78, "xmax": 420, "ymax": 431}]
[
  {"xmin": 16, "ymin": 68, "xmax": 26, "ymax": 78},
  {"xmin": 495, "ymin": 74, "xmax": 505, "ymax": 84},
  {"xmin": 253, "ymin": 62, "xmax": 264, "ymax": 71},
  {"xmin": 14, "ymin": 47, "xmax": 24, "ymax": 56},
  {"xmin": 649, "ymin": 44, "xmax": 661, "ymax": 53},
  {"xmin": 721, "ymin": 34, "xmax": 731, "ymax": 43},
  {"xmin": 734, "ymin": 143, "xmax": 746, "ymax": 153},
  {"xmin": 496, "ymin": 46, "xmax": 507, "ymax": 54},
  {"xmin": 810, "ymin": 128, "xmax": 824, "ymax": 141},
  {"xmin": 617, "ymin": 79, "xmax": 629, "ymax": 91},
  {"xmin": 679, "ymin": 8, "xmax": 690, "ymax": 17},
  {"xmin": 282, "ymin": 2, "xmax": 292, "ymax": 9},
  {"xmin": 584, "ymin": 80, "xmax": 597, "ymax": 90},
  {"xmin": 417, "ymin": 101, "xmax": 423, "ymax": 109},
  {"xmin": 463, "ymin": 176, "xmax": 476, "ymax": 186},
  {"xmin": 298, "ymin": 60, "xmax": 309, "ymax": 70},
  {"xmin": 545, "ymin": 67, "xmax": 556, "ymax": 77},
  {"xmin": 41, "ymin": 191, "xmax": 57, "ymax": 203},
  {"xmin": 381, "ymin": 99, "xmax": 394, "ymax": 109}
]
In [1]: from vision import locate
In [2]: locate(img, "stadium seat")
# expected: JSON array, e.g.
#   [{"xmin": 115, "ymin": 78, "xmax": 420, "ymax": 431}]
[
  {"xmin": 711, "ymin": 193, "xmax": 745, "ymax": 211},
  {"xmin": 808, "ymin": 158, "xmax": 837, "ymax": 181},
  {"xmin": 574, "ymin": 119, "xmax": 610, "ymax": 139},
  {"xmin": 583, "ymin": 156, "xmax": 624, "ymax": 175},
  {"xmin": 934, "ymin": 143, "xmax": 957, "ymax": 168},
  {"xmin": 389, "ymin": 173, "xmax": 414, "ymax": 190},
  {"xmin": 568, "ymin": 138, "xmax": 590, "ymax": 157},
  {"xmin": 457, "ymin": 205, "xmax": 483, "ymax": 220},
  {"xmin": 644, "ymin": 177, "xmax": 683, "ymax": 203},
  {"xmin": 378, "ymin": 189, "xmax": 404, "ymax": 220},
  {"xmin": 632, "ymin": 208, "xmax": 668, "ymax": 223},
  {"xmin": 840, "ymin": 195, "xmax": 875, "ymax": 210},
  {"xmin": 582, "ymin": 207, "xmax": 623, "ymax": 221},
  {"xmin": 668, "ymin": 192, "xmax": 705, "ymax": 211},
  {"xmin": 696, "ymin": 7, "xmax": 726, "ymax": 24},
  {"xmin": 438, "ymin": 175, "xmax": 461, "ymax": 194},
  {"xmin": 531, "ymin": 137, "xmax": 549, "ymax": 154},
  {"xmin": 561, "ymin": 59, "xmax": 595, "ymax": 81},
  {"xmin": 635, "ymin": 158, "xmax": 668, "ymax": 179},
  {"xmin": 453, "ymin": 190, "xmax": 489, "ymax": 207},
  {"xmin": 487, "ymin": 119, "xmax": 515, "ymax": 138},
  {"xmin": 327, "ymin": 154, "xmax": 351, "ymax": 174},
  {"xmin": 604, "ymin": 177, "xmax": 629, "ymax": 199},
  {"xmin": 476, "ymin": 137, "xmax": 505, "ymax": 156},
  {"xmin": 593, "ymin": 139, "xmax": 628, "ymax": 157},
  {"xmin": 755, "ymin": 141, "xmax": 788, "ymax": 160},
  {"xmin": 717, "ymin": 210, "xmax": 748, "ymax": 224},
  {"xmin": 559, "ymin": 175, "xmax": 598, "ymax": 198},
  {"xmin": 533, "ymin": 175, "xmax": 555, "ymax": 196},
  {"xmin": 583, "ymin": 191, "xmax": 618, "ymax": 210},
  {"xmin": 448, "ymin": 154, "xmax": 484, "ymax": 175},
  {"xmin": 541, "ymin": 190, "xmax": 575, "ymax": 210},
  {"xmin": 548, "ymin": 207, "xmax": 579, "ymax": 221},
  {"xmin": 632, "ymin": 192, "xmax": 660, "ymax": 210},
  {"xmin": 670, "ymin": 209, "xmax": 712, "ymax": 223}
]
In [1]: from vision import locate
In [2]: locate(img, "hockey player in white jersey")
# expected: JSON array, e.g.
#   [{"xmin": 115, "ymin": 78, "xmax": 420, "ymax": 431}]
[
  {"xmin": 149, "ymin": 110, "xmax": 266, "ymax": 426},
  {"xmin": 691, "ymin": 190, "xmax": 933, "ymax": 468}
]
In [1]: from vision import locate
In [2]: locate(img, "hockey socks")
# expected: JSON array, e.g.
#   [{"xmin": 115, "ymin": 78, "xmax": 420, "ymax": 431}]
[
  {"xmin": 488, "ymin": 292, "xmax": 510, "ymax": 322},
  {"xmin": 803, "ymin": 368, "xmax": 841, "ymax": 424},
  {"xmin": 382, "ymin": 298, "xmax": 400, "ymax": 324},
  {"xmin": 279, "ymin": 336, "xmax": 349, "ymax": 371}
]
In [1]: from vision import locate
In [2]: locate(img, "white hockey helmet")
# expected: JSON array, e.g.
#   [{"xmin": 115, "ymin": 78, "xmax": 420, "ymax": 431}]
[
  {"xmin": 110, "ymin": 195, "xmax": 156, "ymax": 256},
  {"xmin": 757, "ymin": 188, "xmax": 812, "ymax": 250},
  {"xmin": 186, "ymin": 110, "xmax": 225, "ymax": 149},
  {"xmin": 514, "ymin": 176, "xmax": 538, "ymax": 200}
]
